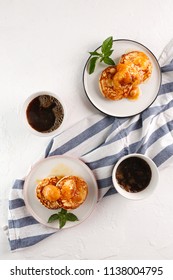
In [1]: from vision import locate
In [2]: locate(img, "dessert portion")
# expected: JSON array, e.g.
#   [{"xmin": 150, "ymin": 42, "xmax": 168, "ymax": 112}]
[
  {"xmin": 36, "ymin": 175, "xmax": 88, "ymax": 210},
  {"xmin": 58, "ymin": 176, "xmax": 88, "ymax": 209},
  {"xmin": 120, "ymin": 51, "xmax": 152, "ymax": 83},
  {"xmin": 99, "ymin": 51, "xmax": 152, "ymax": 101}
]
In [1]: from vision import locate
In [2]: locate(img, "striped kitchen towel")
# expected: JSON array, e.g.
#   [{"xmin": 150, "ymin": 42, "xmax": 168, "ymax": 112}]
[{"xmin": 6, "ymin": 40, "xmax": 173, "ymax": 251}]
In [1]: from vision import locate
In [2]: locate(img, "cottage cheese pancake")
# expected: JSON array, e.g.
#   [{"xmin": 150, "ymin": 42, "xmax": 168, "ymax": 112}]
[
  {"xmin": 57, "ymin": 176, "xmax": 88, "ymax": 209},
  {"xmin": 99, "ymin": 66, "xmax": 129, "ymax": 100},
  {"xmin": 120, "ymin": 51, "xmax": 152, "ymax": 82}
]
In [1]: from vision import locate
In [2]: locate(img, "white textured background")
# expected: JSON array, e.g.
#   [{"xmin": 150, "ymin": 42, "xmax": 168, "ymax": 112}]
[{"xmin": 0, "ymin": 0, "xmax": 173, "ymax": 259}]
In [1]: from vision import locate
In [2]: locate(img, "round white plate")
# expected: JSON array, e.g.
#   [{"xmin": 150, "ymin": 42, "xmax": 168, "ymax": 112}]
[
  {"xmin": 83, "ymin": 39, "xmax": 162, "ymax": 117},
  {"xmin": 23, "ymin": 155, "xmax": 98, "ymax": 229}
]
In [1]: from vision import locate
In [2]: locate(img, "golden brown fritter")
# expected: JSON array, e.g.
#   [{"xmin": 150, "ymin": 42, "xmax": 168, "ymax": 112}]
[
  {"xmin": 57, "ymin": 176, "xmax": 88, "ymax": 210},
  {"xmin": 99, "ymin": 66, "xmax": 128, "ymax": 100},
  {"xmin": 120, "ymin": 51, "xmax": 152, "ymax": 82}
]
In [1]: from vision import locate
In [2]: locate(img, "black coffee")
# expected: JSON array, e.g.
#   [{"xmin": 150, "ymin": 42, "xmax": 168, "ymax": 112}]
[
  {"xmin": 115, "ymin": 157, "xmax": 152, "ymax": 193},
  {"xmin": 26, "ymin": 95, "xmax": 64, "ymax": 133}
]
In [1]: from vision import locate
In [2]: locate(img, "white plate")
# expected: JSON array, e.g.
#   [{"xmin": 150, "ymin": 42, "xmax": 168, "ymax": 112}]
[
  {"xmin": 23, "ymin": 155, "xmax": 98, "ymax": 229},
  {"xmin": 83, "ymin": 39, "xmax": 162, "ymax": 117}
]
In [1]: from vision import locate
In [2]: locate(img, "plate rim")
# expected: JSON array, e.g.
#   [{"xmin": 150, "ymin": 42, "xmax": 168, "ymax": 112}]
[
  {"xmin": 82, "ymin": 38, "xmax": 162, "ymax": 118},
  {"xmin": 23, "ymin": 155, "xmax": 98, "ymax": 229}
]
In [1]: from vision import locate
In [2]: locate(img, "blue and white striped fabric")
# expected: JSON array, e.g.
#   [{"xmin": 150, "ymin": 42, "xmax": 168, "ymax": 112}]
[{"xmin": 7, "ymin": 40, "xmax": 173, "ymax": 251}]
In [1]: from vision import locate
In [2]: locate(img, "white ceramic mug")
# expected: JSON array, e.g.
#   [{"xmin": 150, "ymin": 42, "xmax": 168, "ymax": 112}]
[
  {"xmin": 22, "ymin": 91, "xmax": 66, "ymax": 137},
  {"xmin": 112, "ymin": 153, "xmax": 159, "ymax": 200}
]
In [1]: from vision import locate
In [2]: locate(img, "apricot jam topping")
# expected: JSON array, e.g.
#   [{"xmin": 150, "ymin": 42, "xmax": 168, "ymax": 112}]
[{"xmin": 42, "ymin": 185, "xmax": 61, "ymax": 201}]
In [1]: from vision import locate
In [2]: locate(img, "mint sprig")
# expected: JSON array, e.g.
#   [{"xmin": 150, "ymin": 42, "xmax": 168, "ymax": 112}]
[
  {"xmin": 48, "ymin": 209, "xmax": 78, "ymax": 229},
  {"xmin": 88, "ymin": 36, "xmax": 115, "ymax": 74}
]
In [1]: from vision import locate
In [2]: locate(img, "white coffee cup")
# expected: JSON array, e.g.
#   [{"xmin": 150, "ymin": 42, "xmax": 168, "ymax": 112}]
[
  {"xmin": 112, "ymin": 153, "xmax": 159, "ymax": 200},
  {"xmin": 22, "ymin": 91, "xmax": 66, "ymax": 137}
]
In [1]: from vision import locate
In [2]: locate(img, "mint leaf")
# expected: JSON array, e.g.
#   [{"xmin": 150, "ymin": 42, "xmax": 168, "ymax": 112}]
[
  {"xmin": 66, "ymin": 213, "xmax": 79, "ymax": 222},
  {"xmin": 103, "ymin": 49, "xmax": 114, "ymax": 57},
  {"xmin": 101, "ymin": 36, "xmax": 113, "ymax": 54},
  {"xmin": 103, "ymin": 57, "xmax": 115, "ymax": 65},
  {"xmin": 88, "ymin": 36, "xmax": 115, "ymax": 74},
  {"xmin": 59, "ymin": 214, "xmax": 67, "ymax": 229},
  {"xmin": 60, "ymin": 208, "xmax": 67, "ymax": 215},
  {"xmin": 48, "ymin": 213, "xmax": 59, "ymax": 223},
  {"xmin": 88, "ymin": 56, "xmax": 99, "ymax": 74},
  {"xmin": 48, "ymin": 209, "xmax": 79, "ymax": 229},
  {"xmin": 89, "ymin": 51, "xmax": 101, "ymax": 56}
]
